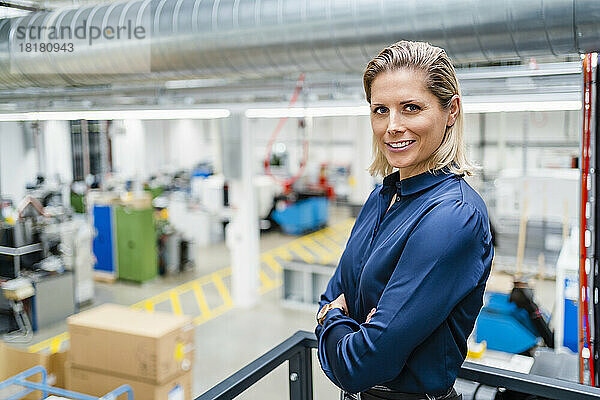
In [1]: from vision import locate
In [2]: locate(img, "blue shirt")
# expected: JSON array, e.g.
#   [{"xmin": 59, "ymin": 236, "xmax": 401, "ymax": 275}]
[{"xmin": 314, "ymin": 167, "xmax": 494, "ymax": 396}]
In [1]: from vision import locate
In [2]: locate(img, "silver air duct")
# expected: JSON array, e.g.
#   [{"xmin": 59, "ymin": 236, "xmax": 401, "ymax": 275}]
[{"xmin": 0, "ymin": 0, "xmax": 599, "ymax": 88}]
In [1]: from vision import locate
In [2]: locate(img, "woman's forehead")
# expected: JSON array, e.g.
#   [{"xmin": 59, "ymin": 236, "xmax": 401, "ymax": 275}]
[{"xmin": 370, "ymin": 69, "xmax": 430, "ymax": 103}]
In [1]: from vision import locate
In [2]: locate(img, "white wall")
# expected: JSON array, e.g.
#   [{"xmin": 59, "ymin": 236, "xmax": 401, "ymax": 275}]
[
  {"xmin": 166, "ymin": 119, "xmax": 214, "ymax": 171},
  {"xmin": 0, "ymin": 121, "xmax": 38, "ymax": 202},
  {"xmin": 111, "ymin": 119, "xmax": 146, "ymax": 181},
  {"xmin": 111, "ymin": 119, "xmax": 215, "ymax": 180},
  {"xmin": 465, "ymin": 111, "xmax": 580, "ymax": 173},
  {"xmin": 42, "ymin": 120, "xmax": 72, "ymax": 185}
]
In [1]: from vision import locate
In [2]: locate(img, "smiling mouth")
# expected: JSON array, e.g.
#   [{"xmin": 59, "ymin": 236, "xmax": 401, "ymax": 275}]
[{"xmin": 386, "ymin": 140, "xmax": 415, "ymax": 149}]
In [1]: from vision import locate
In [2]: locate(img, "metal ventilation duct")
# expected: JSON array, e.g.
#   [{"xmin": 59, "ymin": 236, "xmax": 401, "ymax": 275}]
[{"xmin": 0, "ymin": 0, "xmax": 599, "ymax": 88}]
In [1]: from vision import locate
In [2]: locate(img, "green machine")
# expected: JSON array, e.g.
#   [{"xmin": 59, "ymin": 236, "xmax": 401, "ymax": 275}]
[{"xmin": 115, "ymin": 206, "xmax": 157, "ymax": 283}]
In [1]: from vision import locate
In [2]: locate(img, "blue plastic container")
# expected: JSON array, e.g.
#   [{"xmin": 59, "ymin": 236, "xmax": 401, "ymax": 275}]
[
  {"xmin": 272, "ymin": 197, "xmax": 329, "ymax": 235},
  {"xmin": 475, "ymin": 292, "xmax": 540, "ymax": 354}
]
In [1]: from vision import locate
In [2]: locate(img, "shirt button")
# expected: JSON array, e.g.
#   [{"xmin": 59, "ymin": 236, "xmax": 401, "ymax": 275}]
[{"xmin": 396, "ymin": 196, "xmax": 401, "ymax": 202}]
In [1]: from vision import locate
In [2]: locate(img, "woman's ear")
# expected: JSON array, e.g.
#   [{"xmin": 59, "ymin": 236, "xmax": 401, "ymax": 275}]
[{"xmin": 447, "ymin": 95, "xmax": 460, "ymax": 127}]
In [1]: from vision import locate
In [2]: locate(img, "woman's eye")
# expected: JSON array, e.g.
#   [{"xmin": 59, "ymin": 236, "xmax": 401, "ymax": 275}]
[
  {"xmin": 405, "ymin": 104, "xmax": 420, "ymax": 112},
  {"xmin": 373, "ymin": 106, "xmax": 388, "ymax": 114}
]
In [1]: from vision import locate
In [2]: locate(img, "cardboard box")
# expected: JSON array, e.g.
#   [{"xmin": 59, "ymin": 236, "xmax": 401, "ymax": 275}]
[
  {"xmin": 0, "ymin": 343, "xmax": 67, "ymax": 400},
  {"xmin": 67, "ymin": 304, "xmax": 194, "ymax": 383},
  {"xmin": 49, "ymin": 349, "xmax": 69, "ymax": 389},
  {"xmin": 67, "ymin": 364, "xmax": 192, "ymax": 400}
]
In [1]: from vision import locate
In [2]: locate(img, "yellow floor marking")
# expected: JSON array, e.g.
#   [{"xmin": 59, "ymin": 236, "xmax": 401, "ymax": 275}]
[
  {"xmin": 259, "ymin": 279, "xmax": 282, "ymax": 295},
  {"xmin": 144, "ymin": 300, "xmax": 154, "ymax": 312},
  {"xmin": 129, "ymin": 267, "xmax": 229, "ymax": 310},
  {"xmin": 28, "ymin": 332, "xmax": 70, "ymax": 353},
  {"xmin": 272, "ymin": 247, "xmax": 293, "ymax": 261},
  {"xmin": 50, "ymin": 337, "xmax": 62, "ymax": 353},
  {"xmin": 319, "ymin": 227, "xmax": 346, "ymax": 243},
  {"xmin": 288, "ymin": 242, "xmax": 315, "ymax": 263},
  {"xmin": 192, "ymin": 282, "xmax": 213, "ymax": 320},
  {"xmin": 259, "ymin": 270, "xmax": 274, "ymax": 290},
  {"xmin": 170, "ymin": 291, "xmax": 183, "ymax": 315},
  {"xmin": 300, "ymin": 237, "xmax": 334, "ymax": 264},
  {"xmin": 262, "ymin": 253, "xmax": 282, "ymax": 273},
  {"xmin": 193, "ymin": 302, "xmax": 233, "ymax": 325},
  {"xmin": 211, "ymin": 272, "xmax": 233, "ymax": 307},
  {"xmin": 28, "ymin": 220, "xmax": 355, "ymax": 353},
  {"xmin": 314, "ymin": 231, "xmax": 343, "ymax": 253}
]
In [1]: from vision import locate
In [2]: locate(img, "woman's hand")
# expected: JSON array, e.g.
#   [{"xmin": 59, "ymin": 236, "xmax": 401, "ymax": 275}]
[
  {"xmin": 330, "ymin": 293, "xmax": 348, "ymax": 316},
  {"xmin": 365, "ymin": 308, "xmax": 376, "ymax": 324}
]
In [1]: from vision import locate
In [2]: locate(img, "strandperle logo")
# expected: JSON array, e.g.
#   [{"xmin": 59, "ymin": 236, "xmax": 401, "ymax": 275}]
[
  {"xmin": 15, "ymin": 19, "xmax": 147, "ymax": 46},
  {"xmin": 10, "ymin": 12, "xmax": 151, "ymax": 74}
]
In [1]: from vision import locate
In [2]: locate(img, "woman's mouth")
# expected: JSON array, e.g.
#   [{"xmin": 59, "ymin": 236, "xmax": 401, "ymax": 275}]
[{"xmin": 386, "ymin": 140, "xmax": 415, "ymax": 152}]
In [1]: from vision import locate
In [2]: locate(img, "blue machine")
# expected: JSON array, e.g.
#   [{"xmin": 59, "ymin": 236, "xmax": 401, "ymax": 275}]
[
  {"xmin": 475, "ymin": 292, "xmax": 546, "ymax": 354},
  {"xmin": 92, "ymin": 204, "xmax": 116, "ymax": 275},
  {"xmin": 271, "ymin": 197, "xmax": 329, "ymax": 235}
]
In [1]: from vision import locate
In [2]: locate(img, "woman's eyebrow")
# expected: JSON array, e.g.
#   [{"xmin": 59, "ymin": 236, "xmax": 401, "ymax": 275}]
[{"xmin": 371, "ymin": 99, "xmax": 420, "ymax": 106}]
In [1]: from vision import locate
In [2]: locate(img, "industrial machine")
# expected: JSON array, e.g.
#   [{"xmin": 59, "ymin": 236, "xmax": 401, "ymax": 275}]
[
  {"xmin": 89, "ymin": 192, "xmax": 157, "ymax": 283},
  {"xmin": 476, "ymin": 283, "xmax": 554, "ymax": 356}
]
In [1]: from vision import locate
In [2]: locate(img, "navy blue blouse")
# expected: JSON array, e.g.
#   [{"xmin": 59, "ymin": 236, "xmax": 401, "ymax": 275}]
[{"xmin": 314, "ymin": 167, "xmax": 494, "ymax": 396}]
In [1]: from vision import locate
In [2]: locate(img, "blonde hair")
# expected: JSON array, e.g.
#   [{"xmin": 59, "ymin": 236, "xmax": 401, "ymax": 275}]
[{"xmin": 363, "ymin": 40, "xmax": 479, "ymax": 178}]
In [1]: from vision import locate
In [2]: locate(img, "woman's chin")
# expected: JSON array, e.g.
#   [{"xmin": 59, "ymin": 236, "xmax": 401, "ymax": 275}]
[{"xmin": 387, "ymin": 159, "xmax": 415, "ymax": 170}]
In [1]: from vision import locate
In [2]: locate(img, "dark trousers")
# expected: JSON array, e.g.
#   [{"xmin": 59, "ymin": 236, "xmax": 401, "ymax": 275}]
[{"xmin": 341, "ymin": 387, "xmax": 462, "ymax": 400}]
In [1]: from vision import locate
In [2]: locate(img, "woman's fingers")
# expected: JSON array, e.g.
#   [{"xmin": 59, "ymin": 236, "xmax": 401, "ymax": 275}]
[
  {"xmin": 365, "ymin": 308, "xmax": 376, "ymax": 323},
  {"xmin": 333, "ymin": 293, "xmax": 348, "ymax": 315}
]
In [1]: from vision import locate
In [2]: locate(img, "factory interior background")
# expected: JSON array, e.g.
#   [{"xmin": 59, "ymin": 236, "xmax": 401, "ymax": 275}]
[{"xmin": 0, "ymin": 1, "xmax": 598, "ymax": 399}]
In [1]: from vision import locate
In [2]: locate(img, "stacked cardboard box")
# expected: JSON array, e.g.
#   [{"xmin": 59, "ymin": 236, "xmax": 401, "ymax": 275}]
[
  {"xmin": 0, "ymin": 343, "xmax": 67, "ymax": 400},
  {"xmin": 66, "ymin": 304, "xmax": 194, "ymax": 400}
]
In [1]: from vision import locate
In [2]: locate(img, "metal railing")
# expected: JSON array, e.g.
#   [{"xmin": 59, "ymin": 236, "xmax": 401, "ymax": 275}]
[{"xmin": 197, "ymin": 330, "xmax": 600, "ymax": 400}]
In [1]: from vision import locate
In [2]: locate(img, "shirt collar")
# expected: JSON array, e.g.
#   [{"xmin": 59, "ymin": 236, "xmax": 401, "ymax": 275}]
[{"xmin": 382, "ymin": 166, "xmax": 463, "ymax": 196}]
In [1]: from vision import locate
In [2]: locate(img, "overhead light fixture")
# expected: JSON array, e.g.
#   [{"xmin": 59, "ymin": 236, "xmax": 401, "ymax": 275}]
[
  {"xmin": 462, "ymin": 100, "xmax": 581, "ymax": 113},
  {"xmin": 246, "ymin": 100, "xmax": 581, "ymax": 118},
  {"xmin": 165, "ymin": 79, "xmax": 229, "ymax": 89},
  {"xmin": 0, "ymin": 108, "xmax": 230, "ymax": 122},
  {"xmin": 245, "ymin": 106, "xmax": 370, "ymax": 118}
]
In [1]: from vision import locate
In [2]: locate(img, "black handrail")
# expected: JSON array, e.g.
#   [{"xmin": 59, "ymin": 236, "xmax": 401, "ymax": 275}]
[
  {"xmin": 196, "ymin": 331, "xmax": 316, "ymax": 400},
  {"xmin": 196, "ymin": 330, "xmax": 600, "ymax": 400}
]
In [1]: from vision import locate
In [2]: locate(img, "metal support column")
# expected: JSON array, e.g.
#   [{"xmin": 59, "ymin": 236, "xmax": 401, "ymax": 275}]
[
  {"xmin": 582, "ymin": 53, "xmax": 598, "ymax": 386},
  {"xmin": 81, "ymin": 119, "xmax": 90, "ymax": 179},
  {"xmin": 288, "ymin": 348, "xmax": 313, "ymax": 400},
  {"xmin": 223, "ymin": 113, "xmax": 260, "ymax": 308},
  {"xmin": 349, "ymin": 116, "xmax": 374, "ymax": 215},
  {"xmin": 479, "ymin": 113, "xmax": 486, "ymax": 181},
  {"xmin": 589, "ymin": 53, "xmax": 600, "ymax": 386}
]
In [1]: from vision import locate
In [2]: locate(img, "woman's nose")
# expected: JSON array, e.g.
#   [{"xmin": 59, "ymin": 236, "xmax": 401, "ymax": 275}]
[{"xmin": 387, "ymin": 111, "xmax": 405, "ymax": 134}]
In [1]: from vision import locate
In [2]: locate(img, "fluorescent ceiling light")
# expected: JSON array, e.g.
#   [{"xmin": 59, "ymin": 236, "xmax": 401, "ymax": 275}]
[
  {"xmin": 165, "ymin": 78, "xmax": 229, "ymax": 89},
  {"xmin": 0, "ymin": 109, "xmax": 230, "ymax": 122},
  {"xmin": 245, "ymin": 106, "xmax": 370, "ymax": 118},
  {"xmin": 247, "ymin": 101, "xmax": 581, "ymax": 118},
  {"xmin": 462, "ymin": 100, "xmax": 581, "ymax": 113}
]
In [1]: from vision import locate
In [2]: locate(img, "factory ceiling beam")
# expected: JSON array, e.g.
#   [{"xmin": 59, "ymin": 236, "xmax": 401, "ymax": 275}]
[
  {"xmin": 0, "ymin": 1, "xmax": 49, "ymax": 12},
  {"xmin": 0, "ymin": 0, "xmax": 598, "ymax": 89}
]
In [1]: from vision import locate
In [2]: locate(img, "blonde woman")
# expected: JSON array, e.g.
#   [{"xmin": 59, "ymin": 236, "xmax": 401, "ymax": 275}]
[{"xmin": 315, "ymin": 41, "xmax": 493, "ymax": 400}]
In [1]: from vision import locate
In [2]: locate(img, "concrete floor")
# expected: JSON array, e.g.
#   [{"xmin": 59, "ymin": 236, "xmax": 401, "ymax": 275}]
[{"xmin": 21, "ymin": 204, "xmax": 562, "ymax": 399}]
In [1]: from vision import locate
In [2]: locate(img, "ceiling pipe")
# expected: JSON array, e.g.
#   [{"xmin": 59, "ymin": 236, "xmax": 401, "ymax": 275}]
[{"xmin": 0, "ymin": 0, "xmax": 598, "ymax": 88}]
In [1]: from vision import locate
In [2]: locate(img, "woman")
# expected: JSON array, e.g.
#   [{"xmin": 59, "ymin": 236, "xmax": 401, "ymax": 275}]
[{"xmin": 314, "ymin": 40, "xmax": 494, "ymax": 400}]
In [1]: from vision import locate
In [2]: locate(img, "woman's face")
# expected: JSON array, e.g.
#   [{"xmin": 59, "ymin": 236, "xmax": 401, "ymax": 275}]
[{"xmin": 369, "ymin": 68, "xmax": 459, "ymax": 179}]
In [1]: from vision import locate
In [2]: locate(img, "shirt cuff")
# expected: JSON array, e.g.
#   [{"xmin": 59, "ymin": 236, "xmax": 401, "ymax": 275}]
[
  {"xmin": 322, "ymin": 307, "xmax": 345, "ymax": 327},
  {"xmin": 316, "ymin": 309, "xmax": 361, "ymax": 390}
]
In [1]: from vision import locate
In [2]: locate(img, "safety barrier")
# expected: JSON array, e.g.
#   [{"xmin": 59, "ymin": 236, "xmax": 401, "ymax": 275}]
[{"xmin": 196, "ymin": 330, "xmax": 600, "ymax": 400}]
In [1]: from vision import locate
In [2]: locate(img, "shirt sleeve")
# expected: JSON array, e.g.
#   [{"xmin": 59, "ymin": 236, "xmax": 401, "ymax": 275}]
[
  {"xmin": 314, "ymin": 188, "xmax": 382, "ymax": 386},
  {"xmin": 316, "ymin": 200, "xmax": 491, "ymax": 394}
]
